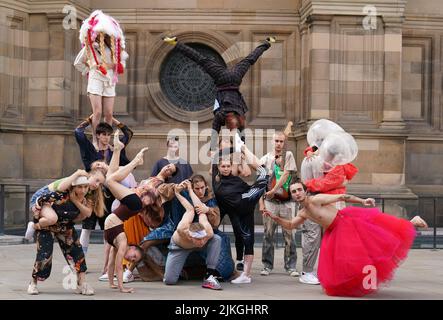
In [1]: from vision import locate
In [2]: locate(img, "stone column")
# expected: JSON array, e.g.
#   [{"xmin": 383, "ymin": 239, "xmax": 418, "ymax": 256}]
[
  {"xmin": 305, "ymin": 14, "xmax": 333, "ymax": 123},
  {"xmin": 380, "ymin": 16, "xmax": 406, "ymax": 129},
  {"xmin": 42, "ymin": 12, "xmax": 74, "ymax": 127}
]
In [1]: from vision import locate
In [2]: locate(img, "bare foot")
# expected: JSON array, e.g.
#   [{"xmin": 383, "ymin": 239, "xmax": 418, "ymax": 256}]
[
  {"xmin": 410, "ymin": 216, "xmax": 428, "ymax": 228},
  {"xmin": 134, "ymin": 147, "xmax": 149, "ymax": 166},
  {"xmin": 120, "ymin": 287, "xmax": 134, "ymax": 293},
  {"xmin": 113, "ymin": 130, "xmax": 124, "ymax": 152}
]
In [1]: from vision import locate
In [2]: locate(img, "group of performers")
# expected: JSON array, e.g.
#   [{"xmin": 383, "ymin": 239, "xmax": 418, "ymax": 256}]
[{"xmin": 24, "ymin": 10, "xmax": 428, "ymax": 298}]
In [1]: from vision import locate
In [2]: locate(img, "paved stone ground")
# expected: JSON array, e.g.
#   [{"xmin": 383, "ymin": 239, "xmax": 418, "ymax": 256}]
[{"xmin": 0, "ymin": 243, "xmax": 442, "ymax": 300}]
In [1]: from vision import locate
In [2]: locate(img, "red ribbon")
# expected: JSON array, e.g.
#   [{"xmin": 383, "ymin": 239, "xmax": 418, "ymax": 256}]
[
  {"xmin": 87, "ymin": 28, "xmax": 107, "ymax": 76},
  {"xmin": 117, "ymin": 38, "xmax": 124, "ymax": 74}
]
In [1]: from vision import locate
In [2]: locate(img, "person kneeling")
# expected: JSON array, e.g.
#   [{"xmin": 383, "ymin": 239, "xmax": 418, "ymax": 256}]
[{"xmin": 163, "ymin": 186, "xmax": 222, "ymax": 290}]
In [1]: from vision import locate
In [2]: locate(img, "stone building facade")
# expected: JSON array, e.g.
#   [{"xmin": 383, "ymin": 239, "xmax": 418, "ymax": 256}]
[{"xmin": 0, "ymin": 0, "xmax": 442, "ymax": 228}]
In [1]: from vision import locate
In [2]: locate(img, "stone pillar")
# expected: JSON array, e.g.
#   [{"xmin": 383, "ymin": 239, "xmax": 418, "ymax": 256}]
[
  {"xmin": 380, "ymin": 16, "xmax": 406, "ymax": 130},
  {"xmin": 305, "ymin": 14, "xmax": 333, "ymax": 123},
  {"xmin": 42, "ymin": 12, "xmax": 75, "ymax": 127}
]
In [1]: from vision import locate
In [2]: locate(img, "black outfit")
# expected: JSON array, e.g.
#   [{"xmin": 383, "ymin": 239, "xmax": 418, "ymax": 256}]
[
  {"xmin": 150, "ymin": 158, "xmax": 193, "ymax": 184},
  {"xmin": 212, "ymin": 163, "xmax": 268, "ymax": 256},
  {"xmin": 174, "ymin": 41, "xmax": 271, "ymax": 150},
  {"xmin": 104, "ymin": 193, "xmax": 144, "ymax": 246},
  {"xmin": 74, "ymin": 119, "xmax": 133, "ymax": 230},
  {"xmin": 32, "ymin": 192, "xmax": 86, "ymax": 280},
  {"xmin": 74, "ymin": 119, "xmax": 133, "ymax": 172},
  {"xmin": 113, "ymin": 193, "xmax": 144, "ymax": 222}
]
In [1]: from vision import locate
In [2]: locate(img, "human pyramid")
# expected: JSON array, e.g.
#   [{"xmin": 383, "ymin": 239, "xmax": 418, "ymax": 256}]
[{"xmin": 25, "ymin": 10, "xmax": 428, "ymax": 298}]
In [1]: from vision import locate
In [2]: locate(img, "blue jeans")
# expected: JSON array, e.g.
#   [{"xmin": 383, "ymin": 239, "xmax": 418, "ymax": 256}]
[
  {"xmin": 30, "ymin": 185, "xmax": 50, "ymax": 210},
  {"xmin": 214, "ymin": 229, "xmax": 235, "ymax": 280}
]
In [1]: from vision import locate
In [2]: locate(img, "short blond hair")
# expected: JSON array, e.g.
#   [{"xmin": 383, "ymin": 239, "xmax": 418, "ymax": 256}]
[{"xmin": 189, "ymin": 222, "xmax": 205, "ymax": 233}]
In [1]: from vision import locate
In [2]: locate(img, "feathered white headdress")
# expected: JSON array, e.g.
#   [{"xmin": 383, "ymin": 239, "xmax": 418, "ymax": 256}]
[{"xmin": 79, "ymin": 10, "xmax": 126, "ymax": 76}]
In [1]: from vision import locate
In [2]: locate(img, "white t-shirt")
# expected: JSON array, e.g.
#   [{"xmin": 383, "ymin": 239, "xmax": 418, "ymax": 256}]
[{"xmin": 260, "ymin": 151, "xmax": 297, "ymax": 176}]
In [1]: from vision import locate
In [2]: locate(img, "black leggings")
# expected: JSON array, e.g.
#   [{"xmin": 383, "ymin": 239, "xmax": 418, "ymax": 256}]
[
  {"xmin": 220, "ymin": 210, "xmax": 244, "ymax": 261},
  {"xmin": 236, "ymin": 199, "xmax": 258, "ymax": 256},
  {"xmin": 230, "ymin": 166, "xmax": 269, "ymax": 256}
]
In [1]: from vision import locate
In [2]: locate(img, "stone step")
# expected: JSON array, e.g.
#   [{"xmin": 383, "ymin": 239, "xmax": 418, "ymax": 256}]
[
  {"xmin": 3, "ymin": 226, "xmax": 442, "ymax": 249},
  {"xmin": 0, "ymin": 235, "xmax": 26, "ymax": 246}
]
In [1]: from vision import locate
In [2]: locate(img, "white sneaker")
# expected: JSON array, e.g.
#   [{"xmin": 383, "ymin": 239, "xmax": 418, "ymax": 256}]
[
  {"xmin": 98, "ymin": 273, "xmax": 117, "ymax": 282},
  {"xmin": 27, "ymin": 282, "xmax": 39, "ymax": 295},
  {"xmin": 24, "ymin": 222, "xmax": 36, "ymax": 241},
  {"xmin": 288, "ymin": 269, "xmax": 300, "ymax": 277},
  {"xmin": 123, "ymin": 270, "xmax": 134, "ymax": 283},
  {"xmin": 231, "ymin": 272, "xmax": 252, "ymax": 284},
  {"xmin": 234, "ymin": 132, "xmax": 244, "ymax": 153},
  {"xmin": 260, "ymin": 268, "xmax": 271, "ymax": 276},
  {"xmin": 299, "ymin": 272, "xmax": 320, "ymax": 285}
]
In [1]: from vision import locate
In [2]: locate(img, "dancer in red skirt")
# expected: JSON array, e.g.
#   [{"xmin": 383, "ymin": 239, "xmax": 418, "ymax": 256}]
[{"xmin": 263, "ymin": 181, "xmax": 428, "ymax": 297}]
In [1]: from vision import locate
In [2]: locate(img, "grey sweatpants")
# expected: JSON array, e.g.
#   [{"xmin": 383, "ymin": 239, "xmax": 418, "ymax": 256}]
[
  {"xmin": 163, "ymin": 234, "xmax": 222, "ymax": 285},
  {"xmin": 300, "ymin": 219, "xmax": 321, "ymax": 273},
  {"xmin": 262, "ymin": 200, "xmax": 297, "ymax": 271}
]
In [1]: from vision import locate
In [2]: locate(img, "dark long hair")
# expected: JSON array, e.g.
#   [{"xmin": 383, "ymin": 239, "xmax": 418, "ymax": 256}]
[{"xmin": 139, "ymin": 187, "xmax": 164, "ymax": 227}]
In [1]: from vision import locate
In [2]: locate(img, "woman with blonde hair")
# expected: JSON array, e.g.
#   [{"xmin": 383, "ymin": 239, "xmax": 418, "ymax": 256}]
[
  {"xmin": 26, "ymin": 173, "xmax": 105, "ymax": 296},
  {"xmin": 25, "ymin": 168, "xmax": 106, "ymax": 240}
]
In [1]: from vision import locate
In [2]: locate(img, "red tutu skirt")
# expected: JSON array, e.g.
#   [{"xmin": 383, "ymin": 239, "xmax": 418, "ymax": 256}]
[{"xmin": 318, "ymin": 206, "xmax": 416, "ymax": 297}]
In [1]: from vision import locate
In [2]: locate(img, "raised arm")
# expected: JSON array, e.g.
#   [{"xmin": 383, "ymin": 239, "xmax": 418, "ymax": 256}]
[
  {"xmin": 52, "ymin": 169, "xmax": 88, "ymax": 192},
  {"xmin": 157, "ymin": 183, "xmax": 183, "ymax": 204},
  {"xmin": 311, "ymin": 193, "xmax": 375, "ymax": 207},
  {"xmin": 237, "ymin": 151, "xmax": 252, "ymax": 177},
  {"xmin": 175, "ymin": 191, "xmax": 196, "ymax": 237},
  {"xmin": 113, "ymin": 117, "xmax": 134, "ymax": 146},
  {"xmin": 187, "ymin": 183, "xmax": 220, "ymax": 227},
  {"xmin": 174, "ymin": 185, "xmax": 194, "ymax": 213},
  {"xmin": 74, "ymin": 117, "xmax": 95, "ymax": 171},
  {"xmin": 198, "ymin": 212, "xmax": 214, "ymax": 239}
]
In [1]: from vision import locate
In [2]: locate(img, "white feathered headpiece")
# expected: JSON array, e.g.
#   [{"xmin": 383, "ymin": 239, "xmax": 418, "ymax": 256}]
[{"xmin": 79, "ymin": 10, "xmax": 126, "ymax": 76}]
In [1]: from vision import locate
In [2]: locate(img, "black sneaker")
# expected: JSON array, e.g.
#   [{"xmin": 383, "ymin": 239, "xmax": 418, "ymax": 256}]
[{"xmin": 236, "ymin": 261, "xmax": 244, "ymax": 271}]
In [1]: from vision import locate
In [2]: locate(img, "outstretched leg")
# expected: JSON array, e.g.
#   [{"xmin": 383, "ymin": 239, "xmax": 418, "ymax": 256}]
[
  {"xmin": 163, "ymin": 37, "xmax": 226, "ymax": 80},
  {"xmin": 232, "ymin": 37, "xmax": 275, "ymax": 79},
  {"xmin": 106, "ymin": 147, "xmax": 149, "ymax": 201}
]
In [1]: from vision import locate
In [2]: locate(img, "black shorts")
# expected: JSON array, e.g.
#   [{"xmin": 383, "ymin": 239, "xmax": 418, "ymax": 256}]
[{"xmin": 81, "ymin": 211, "xmax": 109, "ymax": 230}]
